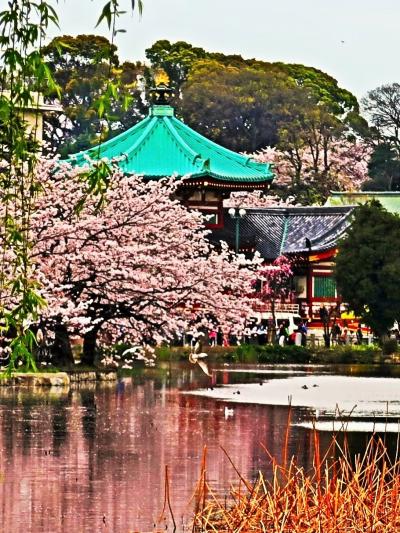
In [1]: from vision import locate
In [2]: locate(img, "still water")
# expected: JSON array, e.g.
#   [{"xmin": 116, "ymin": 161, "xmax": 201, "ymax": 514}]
[{"xmin": 0, "ymin": 364, "xmax": 399, "ymax": 532}]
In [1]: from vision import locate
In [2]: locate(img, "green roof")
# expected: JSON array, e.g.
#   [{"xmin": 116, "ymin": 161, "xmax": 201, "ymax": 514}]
[
  {"xmin": 67, "ymin": 105, "xmax": 274, "ymax": 184},
  {"xmin": 325, "ymin": 191, "xmax": 400, "ymax": 215}
]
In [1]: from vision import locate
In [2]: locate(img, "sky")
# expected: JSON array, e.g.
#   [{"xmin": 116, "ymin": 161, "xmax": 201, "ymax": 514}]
[{"xmin": 54, "ymin": 0, "xmax": 400, "ymax": 99}]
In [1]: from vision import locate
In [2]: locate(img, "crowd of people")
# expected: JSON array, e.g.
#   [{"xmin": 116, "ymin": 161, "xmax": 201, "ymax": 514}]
[{"xmin": 185, "ymin": 319, "xmax": 310, "ymax": 348}]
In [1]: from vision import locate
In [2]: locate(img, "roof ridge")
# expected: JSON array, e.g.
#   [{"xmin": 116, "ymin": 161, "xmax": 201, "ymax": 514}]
[
  {"xmin": 172, "ymin": 117, "xmax": 271, "ymax": 174},
  {"xmin": 162, "ymin": 117, "xmax": 206, "ymax": 168},
  {"xmin": 123, "ymin": 116, "xmax": 158, "ymax": 163},
  {"xmin": 67, "ymin": 115, "xmax": 151, "ymax": 163},
  {"xmin": 279, "ymin": 213, "xmax": 290, "ymax": 255}
]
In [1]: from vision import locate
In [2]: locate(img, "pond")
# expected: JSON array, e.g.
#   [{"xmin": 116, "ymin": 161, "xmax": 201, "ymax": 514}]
[{"xmin": 0, "ymin": 363, "xmax": 399, "ymax": 532}]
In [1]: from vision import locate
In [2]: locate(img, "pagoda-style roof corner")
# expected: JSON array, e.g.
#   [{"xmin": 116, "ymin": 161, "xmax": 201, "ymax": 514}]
[{"xmin": 66, "ymin": 104, "xmax": 274, "ymax": 186}]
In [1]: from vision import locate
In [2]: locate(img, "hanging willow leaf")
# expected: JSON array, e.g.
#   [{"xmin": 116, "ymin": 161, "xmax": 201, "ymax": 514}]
[{"xmin": 131, "ymin": 0, "xmax": 143, "ymax": 15}]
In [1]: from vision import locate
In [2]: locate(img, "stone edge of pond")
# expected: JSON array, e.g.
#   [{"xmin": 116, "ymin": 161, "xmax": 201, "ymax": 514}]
[{"xmin": 0, "ymin": 370, "xmax": 118, "ymax": 387}]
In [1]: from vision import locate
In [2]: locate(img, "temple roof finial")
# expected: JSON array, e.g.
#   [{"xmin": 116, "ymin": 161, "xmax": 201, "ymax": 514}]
[{"xmin": 150, "ymin": 69, "xmax": 175, "ymax": 105}]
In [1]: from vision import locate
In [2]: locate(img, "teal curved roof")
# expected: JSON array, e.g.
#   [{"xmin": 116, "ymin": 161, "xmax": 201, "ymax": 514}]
[{"xmin": 67, "ymin": 105, "xmax": 274, "ymax": 183}]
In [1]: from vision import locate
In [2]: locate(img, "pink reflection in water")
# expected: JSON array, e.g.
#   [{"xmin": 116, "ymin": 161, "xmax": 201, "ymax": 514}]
[{"xmin": 0, "ymin": 371, "xmax": 314, "ymax": 532}]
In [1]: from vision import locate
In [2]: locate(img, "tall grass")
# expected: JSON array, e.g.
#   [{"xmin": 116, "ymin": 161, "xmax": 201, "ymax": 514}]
[{"xmin": 191, "ymin": 432, "xmax": 400, "ymax": 532}]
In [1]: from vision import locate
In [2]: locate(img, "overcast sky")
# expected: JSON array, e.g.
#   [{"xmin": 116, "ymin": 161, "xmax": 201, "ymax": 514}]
[{"xmin": 54, "ymin": 0, "xmax": 400, "ymax": 99}]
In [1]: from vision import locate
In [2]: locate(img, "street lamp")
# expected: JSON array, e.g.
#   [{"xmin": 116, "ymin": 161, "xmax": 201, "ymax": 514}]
[{"xmin": 228, "ymin": 207, "xmax": 247, "ymax": 253}]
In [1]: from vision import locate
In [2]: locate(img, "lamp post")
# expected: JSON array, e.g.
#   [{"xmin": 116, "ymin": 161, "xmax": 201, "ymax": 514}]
[{"xmin": 228, "ymin": 207, "xmax": 247, "ymax": 253}]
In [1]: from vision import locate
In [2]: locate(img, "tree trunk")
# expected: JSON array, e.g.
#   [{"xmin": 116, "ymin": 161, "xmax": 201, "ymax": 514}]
[
  {"xmin": 81, "ymin": 327, "xmax": 100, "ymax": 366},
  {"xmin": 51, "ymin": 323, "xmax": 74, "ymax": 368}
]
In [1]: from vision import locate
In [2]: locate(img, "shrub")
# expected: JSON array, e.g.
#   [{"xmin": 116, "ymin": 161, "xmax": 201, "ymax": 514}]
[
  {"xmin": 257, "ymin": 345, "xmax": 310, "ymax": 364},
  {"xmin": 234, "ymin": 344, "xmax": 258, "ymax": 364},
  {"xmin": 382, "ymin": 338, "xmax": 398, "ymax": 356}
]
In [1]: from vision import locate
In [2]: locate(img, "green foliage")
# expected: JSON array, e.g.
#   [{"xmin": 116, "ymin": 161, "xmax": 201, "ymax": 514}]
[
  {"xmin": 43, "ymin": 34, "xmax": 146, "ymax": 155},
  {"xmin": 233, "ymin": 343, "xmax": 310, "ymax": 364},
  {"xmin": 145, "ymin": 39, "xmax": 207, "ymax": 90},
  {"xmin": 0, "ymin": 0, "xmax": 60, "ymax": 375},
  {"xmin": 234, "ymin": 344, "xmax": 259, "ymax": 363},
  {"xmin": 335, "ymin": 201, "xmax": 400, "ymax": 338},
  {"xmin": 180, "ymin": 59, "xmax": 294, "ymax": 152},
  {"xmin": 362, "ymin": 83, "xmax": 400, "ymax": 154},
  {"xmin": 144, "ymin": 39, "xmax": 364, "ymax": 155},
  {"xmin": 363, "ymin": 143, "xmax": 400, "ymax": 191},
  {"xmin": 155, "ymin": 345, "xmax": 187, "ymax": 361},
  {"xmin": 279, "ymin": 63, "xmax": 359, "ymax": 115},
  {"xmin": 313, "ymin": 345, "xmax": 379, "ymax": 364},
  {"xmin": 146, "ymin": 40, "xmax": 359, "ymax": 115},
  {"xmin": 0, "ymin": 0, "xmax": 142, "ymax": 374},
  {"xmin": 382, "ymin": 338, "xmax": 398, "ymax": 356}
]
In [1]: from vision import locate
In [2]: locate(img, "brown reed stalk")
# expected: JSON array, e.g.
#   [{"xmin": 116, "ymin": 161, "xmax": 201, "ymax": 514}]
[
  {"xmin": 157, "ymin": 465, "xmax": 176, "ymax": 531},
  {"xmin": 192, "ymin": 434, "xmax": 400, "ymax": 532}
]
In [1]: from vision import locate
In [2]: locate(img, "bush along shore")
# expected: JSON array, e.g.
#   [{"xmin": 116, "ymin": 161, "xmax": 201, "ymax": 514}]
[{"xmin": 155, "ymin": 343, "xmax": 399, "ymax": 365}]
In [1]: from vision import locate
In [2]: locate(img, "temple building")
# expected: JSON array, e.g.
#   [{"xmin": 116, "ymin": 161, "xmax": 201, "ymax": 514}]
[
  {"xmin": 66, "ymin": 89, "xmax": 360, "ymax": 328},
  {"xmin": 4, "ymin": 90, "xmax": 62, "ymax": 143},
  {"xmin": 67, "ymin": 87, "xmax": 274, "ymax": 227},
  {"xmin": 212, "ymin": 206, "xmax": 355, "ymax": 323}
]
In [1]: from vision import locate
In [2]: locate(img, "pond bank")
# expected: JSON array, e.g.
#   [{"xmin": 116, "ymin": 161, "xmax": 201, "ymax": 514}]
[
  {"xmin": 0, "ymin": 370, "xmax": 117, "ymax": 387},
  {"xmin": 155, "ymin": 343, "xmax": 399, "ymax": 365}
]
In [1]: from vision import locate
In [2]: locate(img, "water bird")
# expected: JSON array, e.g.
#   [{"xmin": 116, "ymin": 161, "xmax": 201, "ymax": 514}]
[
  {"xmin": 122, "ymin": 346, "xmax": 146, "ymax": 360},
  {"xmin": 313, "ymin": 384, "xmax": 319, "ymax": 388},
  {"xmin": 224, "ymin": 406, "xmax": 234, "ymax": 418},
  {"xmin": 189, "ymin": 352, "xmax": 211, "ymax": 376},
  {"xmin": 302, "ymin": 385, "xmax": 308, "ymax": 390},
  {"xmin": 189, "ymin": 335, "xmax": 211, "ymax": 376}
]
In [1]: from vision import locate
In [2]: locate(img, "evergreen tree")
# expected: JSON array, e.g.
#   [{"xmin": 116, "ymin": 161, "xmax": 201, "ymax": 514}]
[
  {"xmin": 362, "ymin": 143, "xmax": 400, "ymax": 191},
  {"xmin": 335, "ymin": 201, "xmax": 400, "ymax": 340}
]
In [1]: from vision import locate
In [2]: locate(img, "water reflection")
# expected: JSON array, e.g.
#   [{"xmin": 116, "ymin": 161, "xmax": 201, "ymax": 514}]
[{"xmin": 0, "ymin": 364, "xmax": 397, "ymax": 532}]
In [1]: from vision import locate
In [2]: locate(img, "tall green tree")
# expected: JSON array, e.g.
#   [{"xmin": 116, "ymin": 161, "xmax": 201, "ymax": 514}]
[
  {"xmin": 335, "ymin": 201, "xmax": 400, "ymax": 340},
  {"xmin": 361, "ymin": 83, "xmax": 400, "ymax": 191},
  {"xmin": 362, "ymin": 143, "xmax": 400, "ymax": 191},
  {"xmin": 179, "ymin": 59, "xmax": 295, "ymax": 152},
  {"xmin": 362, "ymin": 83, "xmax": 400, "ymax": 152},
  {"xmin": 146, "ymin": 40, "xmax": 360, "ymax": 117},
  {"xmin": 43, "ymin": 34, "xmax": 146, "ymax": 156},
  {"xmin": 145, "ymin": 39, "xmax": 207, "ymax": 91}
]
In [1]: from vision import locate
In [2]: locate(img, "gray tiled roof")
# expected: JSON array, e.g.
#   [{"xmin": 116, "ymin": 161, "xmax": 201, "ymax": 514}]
[{"xmin": 211, "ymin": 206, "xmax": 355, "ymax": 259}]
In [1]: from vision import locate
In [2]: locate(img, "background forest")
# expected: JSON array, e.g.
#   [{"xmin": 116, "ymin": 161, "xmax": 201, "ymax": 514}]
[{"xmin": 42, "ymin": 36, "xmax": 400, "ymax": 205}]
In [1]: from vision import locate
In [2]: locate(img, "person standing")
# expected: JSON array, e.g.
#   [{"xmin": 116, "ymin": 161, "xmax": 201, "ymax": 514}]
[
  {"xmin": 356, "ymin": 324, "xmax": 363, "ymax": 345},
  {"xmin": 208, "ymin": 329, "xmax": 217, "ymax": 347},
  {"xmin": 217, "ymin": 327, "xmax": 223, "ymax": 346},
  {"xmin": 278, "ymin": 323, "xmax": 287, "ymax": 346},
  {"xmin": 257, "ymin": 323, "xmax": 266, "ymax": 345},
  {"xmin": 299, "ymin": 320, "xmax": 308, "ymax": 347}
]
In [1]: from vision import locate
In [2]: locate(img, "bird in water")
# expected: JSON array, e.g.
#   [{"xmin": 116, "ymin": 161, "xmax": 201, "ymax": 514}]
[
  {"xmin": 224, "ymin": 406, "xmax": 234, "ymax": 419},
  {"xmin": 189, "ymin": 333, "xmax": 211, "ymax": 376}
]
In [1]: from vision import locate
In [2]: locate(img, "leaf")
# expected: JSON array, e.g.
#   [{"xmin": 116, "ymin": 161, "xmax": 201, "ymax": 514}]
[
  {"xmin": 96, "ymin": 1, "xmax": 112, "ymax": 29},
  {"xmin": 132, "ymin": 0, "xmax": 143, "ymax": 15}
]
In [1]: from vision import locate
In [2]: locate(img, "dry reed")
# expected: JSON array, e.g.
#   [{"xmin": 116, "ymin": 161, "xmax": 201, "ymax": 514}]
[{"xmin": 192, "ymin": 432, "xmax": 400, "ymax": 532}]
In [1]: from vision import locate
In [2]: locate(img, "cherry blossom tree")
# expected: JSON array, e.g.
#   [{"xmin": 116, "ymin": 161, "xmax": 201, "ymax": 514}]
[
  {"xmin": 256, "ymin": 256, "xmax": 293, "ymax": 339},
  {"xmin": 28, "ymin": 159, "xmax": 260, "ymax": 365},
  {"xmin": 224, "ymin": 190, "xmax": 296, "ymax": 209},
  {"xmin": 253, "ymin": 139, "xmax": 371, "ymax": 204}
]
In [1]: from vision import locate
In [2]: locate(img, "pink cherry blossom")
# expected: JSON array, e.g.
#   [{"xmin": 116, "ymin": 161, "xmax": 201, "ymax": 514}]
[{"xmin": 25, "ymin": 158, "xmax": 265, "ymax": 360}]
